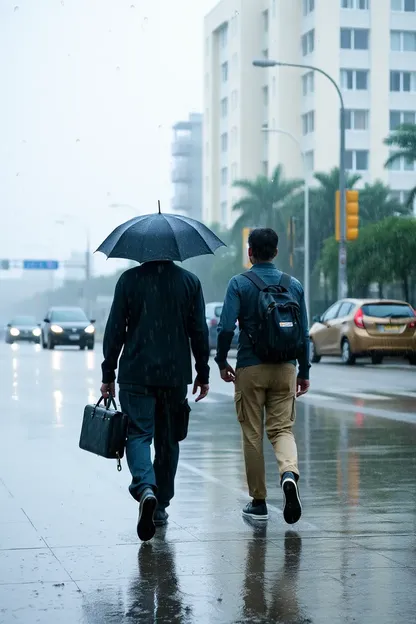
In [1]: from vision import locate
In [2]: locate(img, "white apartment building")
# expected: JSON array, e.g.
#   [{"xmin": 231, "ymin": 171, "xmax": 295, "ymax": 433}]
[{"xmin": 203, "ymin": 0, "xmax": 416, "ymax": 226}]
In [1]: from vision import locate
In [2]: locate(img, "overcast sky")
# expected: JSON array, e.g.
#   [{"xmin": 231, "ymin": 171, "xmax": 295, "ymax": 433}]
[{"xmin": 0, "ymin": 0, "xmax": 217, "ymax": 276}]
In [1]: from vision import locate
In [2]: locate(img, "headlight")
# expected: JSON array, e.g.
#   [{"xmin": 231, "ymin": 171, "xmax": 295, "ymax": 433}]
[
  {"xmin": 51, "ymin": 324, "xmax": 63, "ymax": 334},
  {"xmin": 84, "ymin": 325, "xmax": 95, "ymax": 334},
  {"xmin": 10, "ymin": 327, "xmax": 20, "ymax": 337},
  {"xmin": 32, "ymin": 328, "xmax": 41, "ymax": 337}
]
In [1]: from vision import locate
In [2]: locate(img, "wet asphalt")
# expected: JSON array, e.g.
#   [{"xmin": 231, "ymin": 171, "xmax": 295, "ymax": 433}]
[{"xmin": 0, "ymin": 343, "xmax": 415, "ymax": 623}]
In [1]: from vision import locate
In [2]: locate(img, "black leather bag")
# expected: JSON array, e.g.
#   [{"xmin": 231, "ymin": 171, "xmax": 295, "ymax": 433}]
[
  {"xmin": 79, "ymin": 395, "xmax": 128, "ymax": 471},
  {"xmin": 174, "ymin": 399, "xmax": 191, "ymax": 442}
]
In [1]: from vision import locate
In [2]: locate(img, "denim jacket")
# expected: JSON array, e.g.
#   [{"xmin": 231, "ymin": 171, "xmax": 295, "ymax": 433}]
[{"xmin": 215, "ymin": 263, "xmax": 310, "ymax": 379}]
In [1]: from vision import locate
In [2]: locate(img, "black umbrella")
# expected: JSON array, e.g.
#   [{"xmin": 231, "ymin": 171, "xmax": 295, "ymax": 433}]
[{"xmin": 96, "ymin": 202, "xmax": 226, "ymax": 263}]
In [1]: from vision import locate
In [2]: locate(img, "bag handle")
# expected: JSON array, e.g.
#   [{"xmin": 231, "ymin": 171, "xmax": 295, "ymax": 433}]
[{"xmin": 93, "ymin": 393, "xmax": 118, "ymax": 415}]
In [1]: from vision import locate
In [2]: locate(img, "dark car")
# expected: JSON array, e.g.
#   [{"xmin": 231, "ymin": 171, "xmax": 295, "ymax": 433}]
[
  {"xmin": 206, "ymin": 302, "xmax": 239, "ymax": 355},
  {"xmin": 5, "ymin": 315, "xmax": 41, "ymax": 344},
  {"xmin": 41, "ymin": 307, "xmax": 95, "ymax": 350}
]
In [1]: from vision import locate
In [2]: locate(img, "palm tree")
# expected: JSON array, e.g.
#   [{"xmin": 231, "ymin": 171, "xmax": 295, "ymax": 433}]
[
  {"xmin": 231, "ymin": 165, "xmax": 303, "ymax": 238},
  {"xmin": 384, "ymin": 123, "xmax": 416, "ymax": 208},
  {"xmin": 359, "ymin": 181, "xmax": 412, "ymax": 226}
]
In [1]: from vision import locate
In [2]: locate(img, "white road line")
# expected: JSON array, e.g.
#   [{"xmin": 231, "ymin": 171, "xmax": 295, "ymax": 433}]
[{"xmin": 179, "ymin": 460, "xmax": 319, "ymax": 531}]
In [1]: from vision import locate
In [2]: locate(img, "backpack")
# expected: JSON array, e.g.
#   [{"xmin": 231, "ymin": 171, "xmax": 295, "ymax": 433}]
[{"xmin": 241, "ymin": 271, "xmax": 304, "ymax": 363}]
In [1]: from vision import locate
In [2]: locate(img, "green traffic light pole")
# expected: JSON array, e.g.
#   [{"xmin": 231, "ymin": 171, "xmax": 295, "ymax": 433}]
[{"xmin": 253, "ymin": 59, "xmax": 348, "ymax": 301}]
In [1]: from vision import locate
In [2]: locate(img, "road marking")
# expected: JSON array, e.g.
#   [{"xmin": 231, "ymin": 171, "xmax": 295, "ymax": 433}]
[
  {"xmin": 179, "ymin": 461, "xmax": 319, "ymax": 531},
  {"xmin": 301, "ymin": 392, "xmax": 333, "ymax": 402}
]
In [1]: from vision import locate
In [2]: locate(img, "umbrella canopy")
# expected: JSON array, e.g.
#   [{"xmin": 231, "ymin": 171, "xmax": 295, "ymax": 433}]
[{"xmin": 95, "ymin": 211, "xmax": 226, "ymax": 263}]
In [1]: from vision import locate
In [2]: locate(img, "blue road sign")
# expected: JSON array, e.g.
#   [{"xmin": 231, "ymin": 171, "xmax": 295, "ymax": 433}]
[{"xmin": 23, "ymin": 260, "xmax": 59, "ymax": 270}]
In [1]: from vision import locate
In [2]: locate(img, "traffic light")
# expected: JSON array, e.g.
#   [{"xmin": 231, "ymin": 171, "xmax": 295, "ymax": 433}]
[
  {"xmin": 0, "ymin": 259, "xmax": 10, "ymax": 270},
  {"xmin": 335, "ymin": 190, "xmax": 359, "ymax": 241}
]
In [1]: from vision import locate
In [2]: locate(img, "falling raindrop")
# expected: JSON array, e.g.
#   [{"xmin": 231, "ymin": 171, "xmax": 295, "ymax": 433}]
[
  {"xmin": 76, "ymin": 138, "xmax": 80, "ymax": 143},
  {"xmin": 61, "ymin": 0, "xmax": 64, "ymax": 5},
  {"xmin": 130, "ymin": 4, "xmax": 135, "ymax": 7},
  {"xmin": 16, "ymin": 172, "xmax": 19, "ymax": 176},
  {"xmin": 116, "ymin": 66, "xmax": 121, "ymax": 71},
  {"xmin": 14, "ymin": 5, "xmax": 19, "ymax": 11}
]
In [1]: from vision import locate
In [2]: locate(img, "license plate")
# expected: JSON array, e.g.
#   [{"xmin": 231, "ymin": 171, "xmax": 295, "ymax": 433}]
[
  {"xmin": 69, "ymin": 334, "xmax": 80, "ymax": 341},
  {"xmin": 377, "ymin": 324, "xmax": 401, "ymax": 333}
]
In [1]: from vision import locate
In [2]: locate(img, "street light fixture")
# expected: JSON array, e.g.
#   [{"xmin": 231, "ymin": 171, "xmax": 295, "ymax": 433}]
[
  {"xmin": 253, "ymin": 58, "xmax": 347, "ymax": 300},
  {"xmin": 262, "ymin": 127, "xmax": 310, "ymax": 323}
]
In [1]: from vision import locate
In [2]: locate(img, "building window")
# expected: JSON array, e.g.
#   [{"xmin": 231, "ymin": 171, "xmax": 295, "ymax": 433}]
[
  {"xmin": 388, "ymin": 151, "xmax": 416, "ymax": 171},
  {"xmin": 302, "ymin": 71, "xmax": 315, "ymax": 95},
  {"xmin": 221, "ymin": 132, "xmax": 228, "ymax": 152},
  {"xmin": 262, "ymin": 161, "xmax": 268, "ymax": 176},
  {"xmin": 230, "ymin": 13, "xmax": 238, "ymax": 36},
  {"xmin": 220, "ymin": 201, "xmax": 227, "ymax": 223},
  {"xmin": 392, "ymin": 0, "xmax": 416, "ymax": 11},
  {"xmin": 221, "ymin": 167, "xmax": 228, "ymax": 185},
  {"xmin": 262, "ymin": 85, "xmax": 269, "ymax": 106},
  {"xmin": 341, "ymin": 69, "xmax": 369, "ymax": 90},
  {"xmin": 391, "ymin": 31, "xmax": 416, "ymax": 52},
  {"xmin": 221, "ymin": 97, "xmax": 228, "ymax": 118},
  {"xmin": 230, "ymin": 126, "xmax": 238, "ymax": 148},
  {"xmin": 302, "ymin": 29, "xmax": 315, "ymax": 56},
  {"xmin": 219, "ymin": 24, "xmax": 228, "ymax": 48},
  {"xmin": 304, "ymin": 150, "xmax": 314, "ymax": 171},
  {"xmin": 262, "ymin": 48, "xmax": 269, "ymax": 59},
  {"xmin": 231, "ymin": 162, "xmax": 238, "ymax": 181},
  {"xmin": 341, "ymin": 28, "xmax": 369, "ymax": 50},
  {"xmin": 302, "ymin": 110, "xmax": 315, "ymax": 135},
  {"xmin": 303, "ymin": 0, "xmax": 315, "ymax": 15},
  {"xmin": 346, "ymin": 149, "xmax": 369, "ymax": 171},
  {"xmin": 389, "ymin": 190, "xmax": 408, "ymax": 203},
  {"xmin": 341, "ymin": 0, "xmax": 369, "ymax": 8},
  {"xmin": 345, "ymin": 109, "xmax": 369, "ymax": 130},
  {"xmin": 390, "ymin": 70, "xmax": 416, "ymax": 91},
  {"xmin": 231, "ymin": 90, "xmax": 238, "ymax": 110},
  {"xmin": 221, "ymin": 62, "xmax": 228, "ymax": 82},
  {"xmin": 390, "ymin": 110, "xmax": 416, "ymax": 130}
]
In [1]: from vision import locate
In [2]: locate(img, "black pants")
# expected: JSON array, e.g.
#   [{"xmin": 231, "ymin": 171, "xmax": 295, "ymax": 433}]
[{"xmin": 119, "ymin": 385, "xmax": 187, "ymax": 508}]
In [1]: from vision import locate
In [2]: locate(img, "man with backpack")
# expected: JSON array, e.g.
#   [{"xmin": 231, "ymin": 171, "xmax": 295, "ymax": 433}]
[{"xmin": 215, "ymin": 228, "xmax": 310, "ymax": 524}]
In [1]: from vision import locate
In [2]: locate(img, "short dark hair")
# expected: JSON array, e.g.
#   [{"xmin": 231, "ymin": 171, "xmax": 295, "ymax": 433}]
[{"xmin": 248, "ymin": 228, "xmax": 279, "ymax": 261}]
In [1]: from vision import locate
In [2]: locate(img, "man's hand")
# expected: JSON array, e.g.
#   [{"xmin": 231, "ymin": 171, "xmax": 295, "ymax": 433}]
[
  {"xmin": 100, "ymin": 382, "xmax": 116, "ymax": 400},
  {"xmin": 220, "ymin": 363, "xmax": 236, "ymax": 383},
  {"xmin": 192, "ymin": 378, "xmax": 209, "ymax": 402},
  {"xmin": 296, "ymin": 378, "xmax": 310, "ymax": 398}
]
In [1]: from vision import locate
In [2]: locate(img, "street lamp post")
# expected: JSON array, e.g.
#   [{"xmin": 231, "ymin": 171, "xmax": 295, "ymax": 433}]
[
  {"xmin": 253, "ymin": 59, "xmax": 347, "ymax": 300},
  {"xmin": 262, "ymin": 127, "xmax": 310, "ymax": 322}
]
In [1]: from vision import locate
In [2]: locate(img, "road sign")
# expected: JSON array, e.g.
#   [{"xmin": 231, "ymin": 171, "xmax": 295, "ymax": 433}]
[
  {"xmin": 23, "ymin": 260, "xmax": 59, "ymax": 270},
  {"xmin": 0, "ymin": 260, "xmax": 10, "ymax": 270}
]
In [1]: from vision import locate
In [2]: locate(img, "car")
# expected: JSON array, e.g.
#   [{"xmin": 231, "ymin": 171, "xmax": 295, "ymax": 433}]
[
  {"xmin": 5, "ymin": 315, "xmax": 41, "ymax": 344},
  {"xmin": 206, "ymin": 302, "xmax": 239, "ymax": 355},
  {"xmin": 309, "ymin": 298, "xmax": 416, "ymax": 366},
  {"xmin": 41, "ymin": 307, "xmax": 96, "ymax": 350}
]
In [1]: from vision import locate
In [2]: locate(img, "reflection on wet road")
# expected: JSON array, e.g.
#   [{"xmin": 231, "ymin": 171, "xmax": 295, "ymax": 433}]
[{"xmin": 1, "ymin": 344, "xmax": 415, "ymax": 623}]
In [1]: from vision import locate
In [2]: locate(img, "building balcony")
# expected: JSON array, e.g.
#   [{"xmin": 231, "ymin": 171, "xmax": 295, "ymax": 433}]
[
  {"xmin": 172, "ymin": 192, "xmax": 192, "ymax": 213},
  {"xmin": 172, "ymin": 136, "xmax": 192, "ymax": 156},
  {"xmin": 172, "ymin": 162, "xmax": 191, "ymax": 183}
]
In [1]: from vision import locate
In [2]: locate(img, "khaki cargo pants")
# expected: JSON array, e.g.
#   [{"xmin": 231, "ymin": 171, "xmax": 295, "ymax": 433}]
[{"xmin": 234, "ymin": 363, "xmax": 299, "ymax": 500}]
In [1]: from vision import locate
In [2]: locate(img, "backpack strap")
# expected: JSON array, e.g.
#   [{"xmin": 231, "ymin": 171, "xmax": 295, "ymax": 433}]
[
  {"xmin": 279, "ymin": 272, "xmax": 292, "ymax": 290},
  {"xmin": 241, "ymin": 271, "xmax": 268, "ymax": 291}
]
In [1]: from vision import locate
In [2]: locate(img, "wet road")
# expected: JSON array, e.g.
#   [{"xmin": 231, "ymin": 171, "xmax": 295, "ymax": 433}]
[{"xmin": 1, "ymin": 343, "xmax": 415, "ymax": 623}]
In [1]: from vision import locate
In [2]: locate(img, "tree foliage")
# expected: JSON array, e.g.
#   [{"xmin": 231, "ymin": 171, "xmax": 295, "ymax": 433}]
[{"xmin": 384, "ymin": 123, "xmax": 416, "ymax": 208}]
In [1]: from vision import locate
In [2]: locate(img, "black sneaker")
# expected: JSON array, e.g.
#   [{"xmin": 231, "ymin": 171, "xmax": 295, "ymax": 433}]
[
  {"xmin": 154, "ymin": 508, "xmax": 169, "ymax": 527},
  {"xmin": 242, "ymin": 500, "xmax": 269, "ymax": 520},
  {"xmin": 137, "ymin": 488, "xmax": 157, "ymax": 542},
  {"xmin": 282, "ymin": 474, "xmax": 302, "ymax": 525}
]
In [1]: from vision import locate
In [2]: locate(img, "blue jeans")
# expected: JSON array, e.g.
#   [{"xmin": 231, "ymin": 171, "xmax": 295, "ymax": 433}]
[{"xmin": 119, "ymin": 386, "xmax": 186, "ymax": 508}]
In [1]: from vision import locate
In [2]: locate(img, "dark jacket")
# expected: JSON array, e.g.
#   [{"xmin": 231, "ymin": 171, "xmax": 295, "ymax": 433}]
[
  {"xmin": 215, "ymin": 263, "xmax": 310, "ymax": 379},
  {"xmin": 101, "ymin": 262, "xmax": 210, "ymax": 388}
]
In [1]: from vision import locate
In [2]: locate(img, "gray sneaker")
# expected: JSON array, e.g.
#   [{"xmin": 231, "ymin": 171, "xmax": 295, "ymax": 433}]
[{"xmin": 154, "ymin": 508, "xmax": 169, "ymax": 527}]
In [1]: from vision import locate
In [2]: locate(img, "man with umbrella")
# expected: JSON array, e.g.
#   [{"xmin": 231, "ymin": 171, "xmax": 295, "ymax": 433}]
[{"xmin": 98, "ymin": 206, "xmax": 224, "ymax": 542}]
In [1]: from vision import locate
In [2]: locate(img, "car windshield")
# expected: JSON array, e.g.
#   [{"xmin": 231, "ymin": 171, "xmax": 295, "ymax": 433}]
[
  {"xmin": 11, "ymin": 316, "xmax": 36, "ymax": 325},
  {"xmin": 50, "ymin": 309, "xmax": 88, "ymax": 322},
  {"xmin": 362, "ymin": 303, "xmax": 415, "ymax": 319}
]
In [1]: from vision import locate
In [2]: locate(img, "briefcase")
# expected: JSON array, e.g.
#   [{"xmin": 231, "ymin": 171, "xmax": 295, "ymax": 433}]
[{"xmin": 79, "ymin": 395, "xmax": 128, "ymax": 471}]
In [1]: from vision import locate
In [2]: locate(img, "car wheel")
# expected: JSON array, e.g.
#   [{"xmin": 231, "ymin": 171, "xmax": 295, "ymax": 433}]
[
  {"xmin": 310, "ymin": 340, "xmax": 321, "ymax": 363},
  {"xmin": 87, "ymin": 344, "xmax": 94, "ymax": 351},
  {"xmin": 341, "ymin": 339, "xmax": 356, "ymax": 365},
  {"xmin": 409, "ymin": 355, "xmax": 416, "ymax": 366},
  {"xmin": 47, "ymin": 336, "xmax": 55, "ymax": 350},
  {"xmin": 79, "ymin": 345, "xmax": 86, "ymax": 351},
  {"xmin": 371, "ymin": 354, "xmax": 383, "ymax": 365}
]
